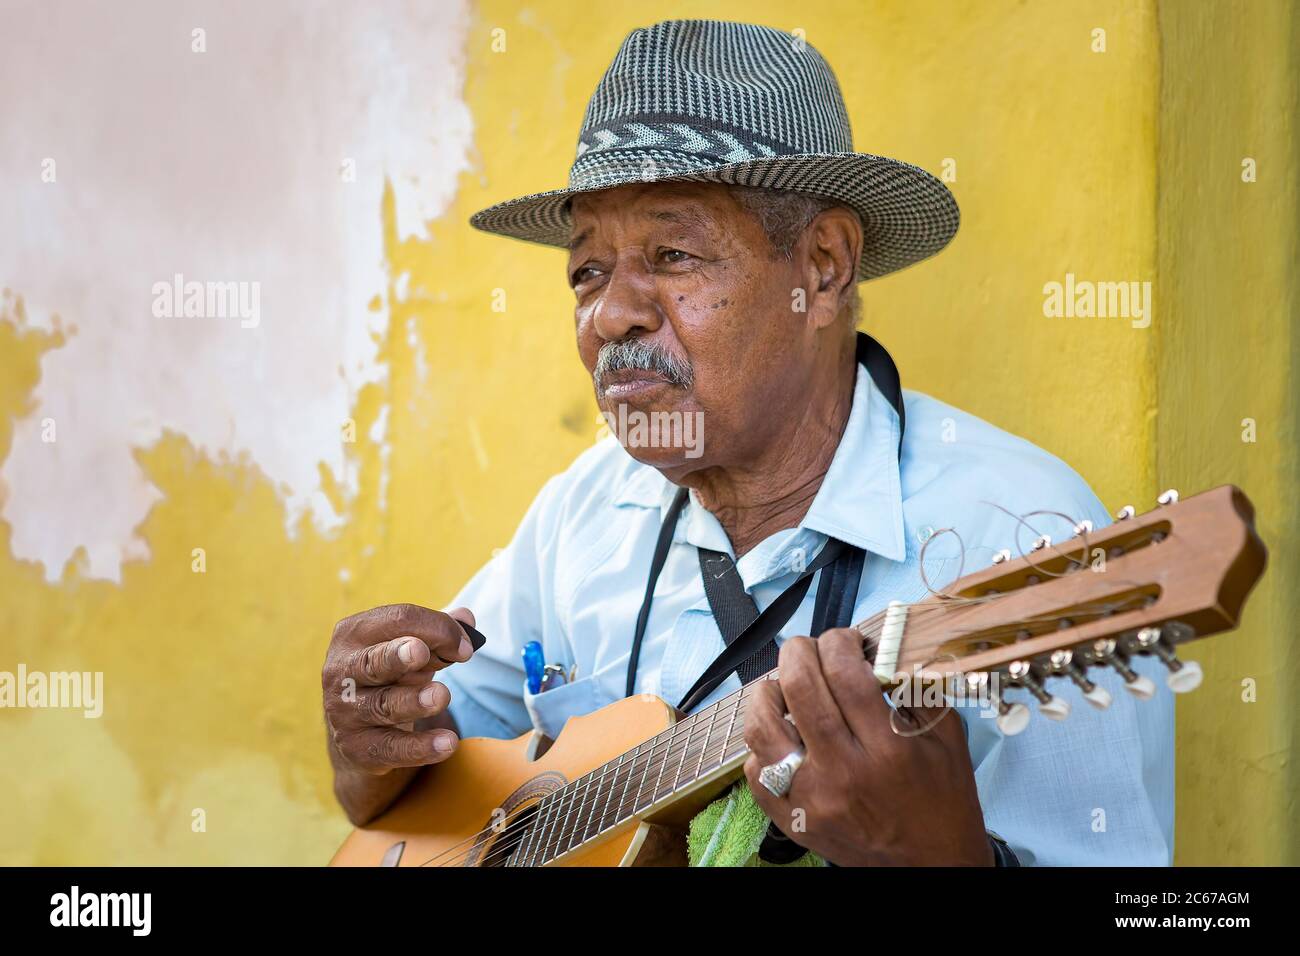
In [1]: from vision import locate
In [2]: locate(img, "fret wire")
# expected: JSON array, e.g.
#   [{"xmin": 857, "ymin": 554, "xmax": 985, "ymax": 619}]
[
  {"xmin": 554, "ymin": 770, "xmax": 588, "ymax": 860},
  {"xmin": 619, "ymin": 740, "xmax": 651, "ymax": 821},
  {"xmin": 530, "ymin": 787, "xmax": 562, "ymax": 867},
  {"xmin": 633, "ymin": 733, "xmax": 658, "ymax": 814},
  {"xmin": 532, "ymin": 783, "xmax": 563, "ymax": 866},
  {"xmin": 695, "ymin": 698, "xmax": 717, "ymax": 780},
  {"xmin": 717, "ymin": 693, "xmax": 742, "ymax": 775},
  {"xmin": 568, "ymin": 766, "xmax": 598, "ymax": 853},
  {"xmin": 515, "ymin": 801, "xmax": 537, "ymax": 867},
  {"xmin": 597, "ymin": 754, "xmax": 626, "ymax": 839},
  {"xmin": 625, "ymin": 741, "xmax": 658, "ymax": 819},
  {"xmin": 584, "ymin": 758, "xmax": 611, "ymax": 841},
  {"xmin": 672, "ymin": 710, "xmax": 698, "ymax": 792},
  {"xmin": 578, "ymin": 757, "xmax": 614, "ymax": 845},
  {"xmin": 597, "ymin": 753, "xmax": 627, "ymax": 836}
]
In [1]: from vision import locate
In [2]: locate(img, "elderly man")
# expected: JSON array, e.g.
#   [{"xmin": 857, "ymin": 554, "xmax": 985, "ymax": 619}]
[{"xmin": 322, "ymin": 19, "xmax": 1173, "ymax": 866}]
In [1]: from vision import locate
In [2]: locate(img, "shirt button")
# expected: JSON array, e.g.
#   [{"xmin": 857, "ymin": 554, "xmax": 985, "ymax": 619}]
[
  {"xmin": 916, "ymin": 525, "xmax": 935, "ymax": 544},
  {"xmin": 788, "ymin": 547, "xmax": 807, "ymax": 573}
]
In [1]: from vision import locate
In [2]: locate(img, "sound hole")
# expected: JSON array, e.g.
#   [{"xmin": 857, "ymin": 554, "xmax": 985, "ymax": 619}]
[
  {"xmin": 481, "ymin": 804, "xmax": 540, "ymax": 867},
  {"xmin": 463, "ymin": 770, "xmax": 566, "ymax": 867}
]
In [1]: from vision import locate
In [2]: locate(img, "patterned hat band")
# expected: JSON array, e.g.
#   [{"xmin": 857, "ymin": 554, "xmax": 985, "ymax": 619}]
[
  {"xmin": 571, "ymin": 116, "xmax": 795, "ymax": 188},
  {"xmin": 469, "ymin": 19, "xmax": 960, "ymax": 282}
]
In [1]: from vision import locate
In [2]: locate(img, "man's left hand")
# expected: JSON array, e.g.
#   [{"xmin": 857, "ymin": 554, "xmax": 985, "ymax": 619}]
[{"xmin": 743, "ymin": 628, "xmax": 994, "ymax": 866}]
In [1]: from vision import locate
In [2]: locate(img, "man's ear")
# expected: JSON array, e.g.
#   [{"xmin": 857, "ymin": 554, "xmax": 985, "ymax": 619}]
[{"xmin": 800, "ymin": 207, "xmax": 862, "ymax": 331}]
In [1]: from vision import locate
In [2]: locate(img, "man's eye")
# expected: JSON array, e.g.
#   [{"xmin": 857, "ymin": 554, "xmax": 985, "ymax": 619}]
[
  {"xmin": 659, "ymin": 249, "xmax": 690, "ymax": 264},
  {"xmin": 572, "ymin": 266, "xmax": 601, "ymax": 286}
]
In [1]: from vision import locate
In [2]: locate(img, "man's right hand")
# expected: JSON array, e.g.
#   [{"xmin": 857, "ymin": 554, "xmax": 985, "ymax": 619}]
[{"xmin": 322, "ymin": 603, "xmax": 477, "ymax": 781}]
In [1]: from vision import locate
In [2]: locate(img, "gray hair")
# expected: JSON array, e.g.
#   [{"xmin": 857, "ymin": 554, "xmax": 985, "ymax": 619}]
[
  {"xmin": 729, "ymin": 185, "xmax": 862, "ymax": 325},
  {"xmin": 593, "ymin": 336, "xmax": 694, "ymax": 396}
]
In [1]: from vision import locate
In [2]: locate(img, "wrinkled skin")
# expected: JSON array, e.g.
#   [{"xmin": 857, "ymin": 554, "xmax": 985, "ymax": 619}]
[{"xmin": 323, "ymin": 603, "xmax": 475, "ymax": 825}]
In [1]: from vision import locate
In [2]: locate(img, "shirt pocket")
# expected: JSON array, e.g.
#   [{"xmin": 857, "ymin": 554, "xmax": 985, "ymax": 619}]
[{"xmin": 522, "ymin": 675, "xmax": 606, "ymax": 741}]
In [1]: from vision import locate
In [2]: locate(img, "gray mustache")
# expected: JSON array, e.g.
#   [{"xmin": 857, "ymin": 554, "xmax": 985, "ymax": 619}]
[{"xmin": 593, "ymin": 339, "xmax": 694, "ymax": 394}]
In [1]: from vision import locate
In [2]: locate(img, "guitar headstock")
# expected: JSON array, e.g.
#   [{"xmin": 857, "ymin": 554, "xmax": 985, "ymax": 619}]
[{"xmin": 871, "ymin": 485, "xmax": 1267, "ymax": 734}]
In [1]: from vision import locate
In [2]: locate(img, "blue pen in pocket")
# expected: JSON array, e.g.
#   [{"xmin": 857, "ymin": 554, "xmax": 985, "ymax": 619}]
[{"xmin": 522, "ymin": 640, "xmax": 545, "ymax": 694}]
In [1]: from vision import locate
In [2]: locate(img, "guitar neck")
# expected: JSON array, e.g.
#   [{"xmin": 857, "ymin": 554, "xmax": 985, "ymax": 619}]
[{"xmin": 511, "ymin": 485, "xmax": 1267, "ymax": 866}]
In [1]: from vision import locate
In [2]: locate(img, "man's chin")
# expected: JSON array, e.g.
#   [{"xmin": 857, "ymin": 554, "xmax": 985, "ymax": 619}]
[
  {"xmin": 615, "ymin": 442, "xmax": 699, "ymax": 472},
  {"xmin": 599, "ymin": 397, "xmax": 707, "ymax": 469}
]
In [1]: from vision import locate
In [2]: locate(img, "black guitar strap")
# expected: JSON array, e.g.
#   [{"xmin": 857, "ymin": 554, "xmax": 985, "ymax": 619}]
[{"xmin": 623, "ymin": 332, "xmax": 906, "ymax": 711}]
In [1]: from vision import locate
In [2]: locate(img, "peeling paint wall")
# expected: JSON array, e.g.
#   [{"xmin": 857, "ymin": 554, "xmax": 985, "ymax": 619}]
[{"xmin": 0, "ymin": 0, "xmax": 1293, "ymax": 864}]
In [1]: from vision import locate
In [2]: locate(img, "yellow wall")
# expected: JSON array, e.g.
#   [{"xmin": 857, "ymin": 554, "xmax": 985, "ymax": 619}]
[
  {"xmin": 0, "ymin": 0, "xmax": 1293, "ymax": 864},
  {"xmin": 1155, "ymin": 1, "xmax": 1299, "ymax": 864}
]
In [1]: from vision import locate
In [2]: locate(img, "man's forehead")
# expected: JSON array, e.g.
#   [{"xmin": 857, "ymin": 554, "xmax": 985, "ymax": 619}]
[{"xmin": 568, "ymin": 183, "xmax": 737, "ymax": 248}]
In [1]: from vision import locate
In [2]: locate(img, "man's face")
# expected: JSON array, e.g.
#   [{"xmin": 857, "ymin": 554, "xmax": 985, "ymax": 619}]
[{"xmin": 567, "ymin": 181, "xmax": 815, "ymax": 477}]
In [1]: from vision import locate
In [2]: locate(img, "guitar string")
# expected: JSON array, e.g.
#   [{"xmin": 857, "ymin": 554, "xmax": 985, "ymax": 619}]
[
  {"xmin": 531, "ymin": 585, "xmax": 1160, "ymax": 868},
  {"xmin": 419, "ymin": 587, "xmax": 1146, "ymax": 868},
  {"xmin": 459, "ymin": 510, "xmax": 1105, "ymax": 862},
  {"xmin": 413, "ymin": 518, "xmax": 1145, "ymax": 868},
  {"xmin": 423, "ymin": 673, "xmax": 777, "ymax": 868},
  {"xmin": 410, "ymin": 591, "xmax": 988, "ymax": 869},
  {"xmin": 414, "ymin": 585, "xmax": 1135, "ymax": 867},
  {"xmin": 419, "ymin": 684, "xmax": 752, "ymax": 868},
  {"xmin": 469, "ymin": 693, "xmax": 761, "ymax": 868},
  {"xmin": 413, "ymin": 506, "xmax": 1115, "ymax": 864}
]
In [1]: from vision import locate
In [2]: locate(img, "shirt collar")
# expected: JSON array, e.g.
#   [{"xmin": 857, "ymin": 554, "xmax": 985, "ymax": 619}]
[{"xmin": 611, "ymin": 359, "xmax": 907, "ymax": 563}]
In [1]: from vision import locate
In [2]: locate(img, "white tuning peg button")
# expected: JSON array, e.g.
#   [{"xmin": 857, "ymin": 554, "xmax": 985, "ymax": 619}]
[
  {"xmin": 1165, "ymin": 660, "xmax": 1203, "ymax": 693},
  {"xmin": 1038, "ymin": 696, "xmax": 1071, "ymax": 721},
  {"xmin": 1123, "ymin": 674, "xmax": 1157, "ymax": 700},
  {"xmin": 1082, "ymin": 684, "xmax": 1113, "ymax": 710},
  {"xmin": 996, "ymin": 702, "xmax": 1031, "ymax": 736}
]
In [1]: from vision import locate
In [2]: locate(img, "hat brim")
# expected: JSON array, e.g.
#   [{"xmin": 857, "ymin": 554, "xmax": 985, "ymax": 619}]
[{"xmin": 468, "ymin": 152, "xmax": 959, "ymax": 282}]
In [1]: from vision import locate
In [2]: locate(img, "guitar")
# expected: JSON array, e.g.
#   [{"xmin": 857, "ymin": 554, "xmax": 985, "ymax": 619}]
[{"xmin": 330, "ymin": 484, "xmax": 1267, "ymax": 867}]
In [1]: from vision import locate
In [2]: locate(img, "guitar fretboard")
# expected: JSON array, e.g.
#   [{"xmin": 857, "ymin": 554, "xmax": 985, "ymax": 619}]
[{"xmin": 511, "ymin": 679, "xmax": 762, "ymax": 866}]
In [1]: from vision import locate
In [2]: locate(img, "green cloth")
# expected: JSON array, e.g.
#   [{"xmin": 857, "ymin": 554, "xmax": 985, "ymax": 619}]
[{"xmin": 687, "ymin": 783, "xmax": 825, "ymax": 867}]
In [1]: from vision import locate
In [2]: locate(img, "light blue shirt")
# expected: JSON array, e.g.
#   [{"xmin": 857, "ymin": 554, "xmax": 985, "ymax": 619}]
[{"xmin": 440, "ymin": 361, "xmax": 1175, "ymax": 866}]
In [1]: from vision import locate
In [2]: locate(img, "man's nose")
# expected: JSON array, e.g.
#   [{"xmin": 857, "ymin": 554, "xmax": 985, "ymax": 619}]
[{"xmin": 592, "ymin": 262, "xmax": 663, "ymax": 342}]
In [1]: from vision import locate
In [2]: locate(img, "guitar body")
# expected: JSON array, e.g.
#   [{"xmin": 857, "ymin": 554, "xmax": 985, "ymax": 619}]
[{"xmin": 331, "ymin": 694, "xmax": 703, "ymax": 867}]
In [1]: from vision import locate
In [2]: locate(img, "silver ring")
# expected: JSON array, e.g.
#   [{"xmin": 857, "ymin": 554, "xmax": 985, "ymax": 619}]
[{"xmin": 758, "ymin": 747, "xmax": 805, "ymax": 798}]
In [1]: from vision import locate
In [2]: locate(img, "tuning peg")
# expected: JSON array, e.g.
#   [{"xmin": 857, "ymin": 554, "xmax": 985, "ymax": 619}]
[
  {"xmin": 995, "ymin": 698, "xmax": 1031, "ymax": 736},
  {"xmin": 1008, "ymin": 660, "xmax": 1070, "ymax": 721},
  {"xmin": 1133, "ymin": 626, "xmax": 1203, "ymax": 693},
  {"xmin": 1115, "ymin": 505, "xmax": 1136, "ymax": 520},
  {"xmin": 1165, "ymin": 660, "xmax": 1203, "ymax": 693},
  {"xmin": 1038, "ymin": 695, "xmax": 1072, "ymax": 720},
  {"xmin": 991, "ymin": 548, "xmax": 1012, "ymax": 565},
  {"xmin": 1091, "ymin": 638, "xmax": 1156, "ymax": 699},
  {"xmin": 1031, "ymin": 534, "xmax": 1052, "ymax": 552},
  {"xmin": 1072, "ymin": 519, "xmax": 1094, "ymax": 536},
  {"xmin": 974, "ymin": 673, "xmax": 1030, "ymax": 735},
  {"xmin": 1157, "ymin": 489, "xmax": 1179, "ymax": 506},
  {"xmin": 1050, "ymin": 649, "xmax": 1112, "ymax": 710},
  {"xmin": 1082, "ymin": 683, "xmax": 1114, "ymax": 709}
]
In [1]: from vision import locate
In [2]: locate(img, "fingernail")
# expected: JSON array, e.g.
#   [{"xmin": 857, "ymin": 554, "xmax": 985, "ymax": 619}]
[
  {"xmin": 457, "ymin": 637, "xmax": 472, "ymax": 659},
  {"xmin": 398, "ymin": 640, "xmax": 415, "ymax": 663},
  {"xmin": 433, "ymin": 734, "xmax": 456, "ymax": 753},
  {"xmin": 419, "ymin": 684, "xmax": 438, "ymax": 708}
]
